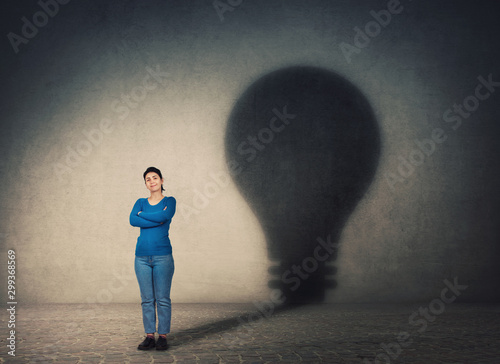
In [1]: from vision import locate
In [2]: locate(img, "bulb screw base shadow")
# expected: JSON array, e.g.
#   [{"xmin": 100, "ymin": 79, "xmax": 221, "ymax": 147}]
[{"xmin": 268, "ymin": 261, "xmax": 337, "ymax": 304}]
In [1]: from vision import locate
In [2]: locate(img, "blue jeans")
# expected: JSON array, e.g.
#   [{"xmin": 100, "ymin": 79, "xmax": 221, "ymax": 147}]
[{"xmin": 134, "ymin": 254, "xmax": 175, "ymax": 334}]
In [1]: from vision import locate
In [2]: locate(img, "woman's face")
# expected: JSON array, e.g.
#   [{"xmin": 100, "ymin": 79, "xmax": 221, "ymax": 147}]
[{"xmin": 144, "ymin": 172, "xmax": 163, "ymax": 193}]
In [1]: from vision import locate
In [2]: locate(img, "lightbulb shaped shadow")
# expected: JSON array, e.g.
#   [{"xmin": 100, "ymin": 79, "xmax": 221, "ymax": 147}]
[{"xmin": 225, "ymin": 66, "xmax": 380, "ymax": 304}]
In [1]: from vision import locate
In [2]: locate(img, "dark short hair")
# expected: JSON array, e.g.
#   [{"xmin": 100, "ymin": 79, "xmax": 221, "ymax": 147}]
[{"xmin": 143, "ymin": 166, "xmax": 165, "ymax": 192}]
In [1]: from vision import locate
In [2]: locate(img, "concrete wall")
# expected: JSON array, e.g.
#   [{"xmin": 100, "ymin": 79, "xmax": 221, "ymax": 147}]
[{"xmin": 1, "ymin": 0, "xmax": 499, "ymax": 304}]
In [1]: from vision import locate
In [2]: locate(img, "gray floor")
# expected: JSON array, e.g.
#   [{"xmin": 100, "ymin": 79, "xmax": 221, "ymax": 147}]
[{"xmin": 1, "ymin": 302, "xmax": 499, "ymax": 363}]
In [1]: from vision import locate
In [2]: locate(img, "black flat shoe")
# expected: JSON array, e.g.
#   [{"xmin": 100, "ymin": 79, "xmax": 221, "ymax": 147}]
[
  {"xmin": 156, "ymin": 336, "xmax": 168, "ymax": 350},
  {"xmin": 138, "ymin": 336, "xmax": 156, "ymax": 350}
]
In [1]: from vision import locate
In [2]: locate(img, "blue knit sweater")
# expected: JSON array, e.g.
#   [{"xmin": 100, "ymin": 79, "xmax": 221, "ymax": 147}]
[{"xmin": 129, "ymin": 196, "xmax": 176, "ymax": 256}]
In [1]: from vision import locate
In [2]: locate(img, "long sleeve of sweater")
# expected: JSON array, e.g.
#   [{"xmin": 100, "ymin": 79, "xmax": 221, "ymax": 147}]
[
  {"xmin": 139, "ymin": 197, "xmax": 176, "ymax": 223},
  {"xmin": 129, "ymin": 199, "xmax": 162, "ymax": 228}
]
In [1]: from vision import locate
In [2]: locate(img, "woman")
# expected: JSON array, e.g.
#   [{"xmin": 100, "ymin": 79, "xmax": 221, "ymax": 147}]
[{"xmin": 129, "ymin": 166, "xmax": 176, "ymax": 350}]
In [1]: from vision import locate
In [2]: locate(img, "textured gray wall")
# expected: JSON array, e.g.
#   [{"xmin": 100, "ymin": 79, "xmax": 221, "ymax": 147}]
[{"xmin": 1, "ymin": 0, "xmax": 499, "ymax": 304}]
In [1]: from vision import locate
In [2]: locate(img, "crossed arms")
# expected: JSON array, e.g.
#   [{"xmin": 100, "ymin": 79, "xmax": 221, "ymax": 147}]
[{"xmin": 129, "ymin": 197, "xmax": 176, "ymax": 228}]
